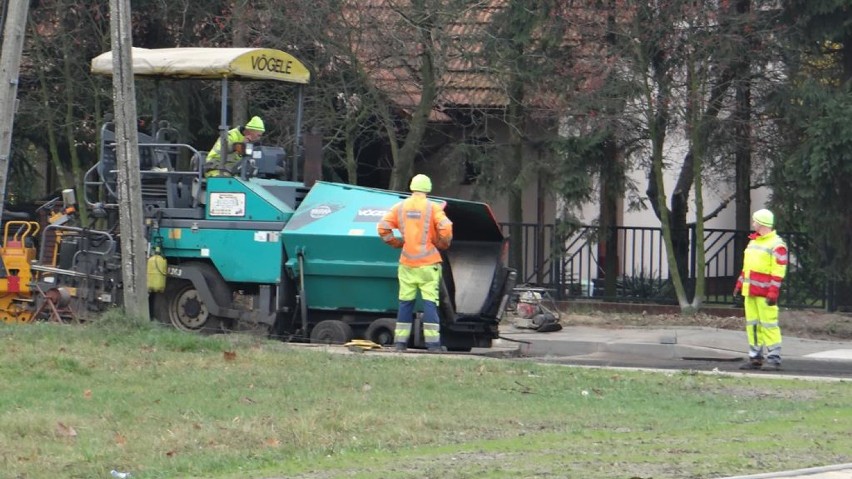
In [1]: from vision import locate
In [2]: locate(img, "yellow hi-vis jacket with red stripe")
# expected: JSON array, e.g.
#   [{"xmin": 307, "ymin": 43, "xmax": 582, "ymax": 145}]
[
  {"xmin": 736, "ymin": 230, "xmax": 788, "ymax": 302},
  {"xmin": 377, "ymin": 192, "xmax": 453, "ymax": 267}
]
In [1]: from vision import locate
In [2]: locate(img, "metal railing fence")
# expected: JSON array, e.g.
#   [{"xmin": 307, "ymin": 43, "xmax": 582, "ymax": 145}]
[{"xmin": 501, "ymin": 223, "xmax": 830, "ymax": 309}]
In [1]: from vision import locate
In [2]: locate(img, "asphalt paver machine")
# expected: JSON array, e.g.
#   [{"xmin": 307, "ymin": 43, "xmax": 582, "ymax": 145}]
[{"xmin": 29, "ymin": 47, "xmax": 516, "ymax": 351}]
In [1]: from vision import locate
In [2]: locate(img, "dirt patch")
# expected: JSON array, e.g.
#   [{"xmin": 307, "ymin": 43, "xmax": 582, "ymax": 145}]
[{"xmin": 550, "ymin": 303, "xmax": 852, "ymax": 342}]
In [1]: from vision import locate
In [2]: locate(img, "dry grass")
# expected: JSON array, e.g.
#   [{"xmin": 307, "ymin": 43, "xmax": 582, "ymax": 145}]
[{"xmin": 1, "ymin": 312, "xmax": 851, "ymax": 478}]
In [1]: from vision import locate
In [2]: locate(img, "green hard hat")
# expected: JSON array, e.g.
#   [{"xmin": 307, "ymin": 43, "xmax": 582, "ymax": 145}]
[
  {"xmin": 409, "ymin": 174, "xmax": 432, "ymax": 193},
  {"xmin": 245, "ymin": 116, "xmax": 265, "ymax": 132},
  {"xmin": 752, "ymin": 209, "xmax": 774, "ymax": 228}
]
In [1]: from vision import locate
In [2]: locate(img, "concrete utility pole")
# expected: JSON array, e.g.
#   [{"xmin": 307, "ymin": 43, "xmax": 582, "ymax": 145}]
[
  {"xmin": 0, "ymin": 0, "xmax": 29, "ymax": 213},
  {"xmin": 109, "ymin": 0, "xmax": 149, "ymax": 318}
]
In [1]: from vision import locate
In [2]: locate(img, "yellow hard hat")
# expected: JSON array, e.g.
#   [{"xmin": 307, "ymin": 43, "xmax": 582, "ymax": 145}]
[
  {"xmin": 409, "ymin": 174, "xmax": 432, "ymax": 193},
  {"xmin": 245, "ymin": 116, "xmax": 265, "ymax": 132},
  {"xmin": 752, "ymin": 209, "xmax": 774, "ymax": 228}
]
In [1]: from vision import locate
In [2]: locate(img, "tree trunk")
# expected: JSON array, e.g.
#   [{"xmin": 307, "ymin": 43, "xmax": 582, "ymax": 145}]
[
  {"xmin": 378, "ymin": 102, "xmax": 401, "ymax": 189},
  {"xmin": 506, "ymin": 65, "xmax": 526, "ymax": 274},
  {"xmin": 388, "ymin": 0, "xmax": 438, "ymax": 191},
  {"xmin": 60, "ymin": 36, "xmax": 88, "ymax": 223},
  {"xmin": 642, "ymin": 34, "xmax": 690, "ymax": 309},
  {"xmin": 733, "ymin": 0, "xmax": 752, "ymax": 278},
  {"xmin": 689, "ymin": 56, "xmax": 706, "ymax": 311},
  {"xmin": 32, "ymin": 35, "xmax": 72, "ymax": 190},
  {"xmin": 600, "ymin": 134, "xmax": 619, "ymax": 298},
  {"xmin": 345, "ymin": 132, "xmax": 357, "ymax": 184},
  {"xmin": 843, "ymin": 30, "xmax": 852, "ymax": 84}
]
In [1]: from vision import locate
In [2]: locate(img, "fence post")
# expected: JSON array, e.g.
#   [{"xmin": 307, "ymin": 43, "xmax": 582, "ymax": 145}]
[
  {"xmin": 826, "ymin": 276, "xmax": 836, "ymax": 312},
  {"xmin": 551, "ymin": 225, "xmax": 561, "ymax": 299},
  {"xmin": 535, "ymin": 223, "xmax": 544, "ymax": 284},
  {"xmin": 687, "ymin": 223, "xmax": 698, "ymax": 302}
]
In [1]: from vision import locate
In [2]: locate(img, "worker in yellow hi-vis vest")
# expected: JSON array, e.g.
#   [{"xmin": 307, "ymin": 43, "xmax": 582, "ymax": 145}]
[
  {"xmin": 734, "ymin": 209, "xmax": 788, "ymax": 371},
  {"xmin": 204, "ymin": 116, "xmax": 265, "ymax": 177},
  {"xmin": 377, "ymin": 174, "xmax": 453, "ymax": 352}
]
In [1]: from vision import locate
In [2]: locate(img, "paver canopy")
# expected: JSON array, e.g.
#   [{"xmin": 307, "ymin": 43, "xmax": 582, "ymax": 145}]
[{"xmin": 90, "ymin": 47, "xmax": 310, "ymax": 84}]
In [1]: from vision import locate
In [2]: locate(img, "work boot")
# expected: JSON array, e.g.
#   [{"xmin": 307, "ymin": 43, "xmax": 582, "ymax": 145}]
[
  {"xmin": 394, "ymin": 343, "xmax": 407, "ymax": 352},
  {"xmin": 761, "ymin": 362, "xmax": 781, "ymax": 371},
  {"xmin": 738, "ymin": 360, "xmax": 763, "ymax": 370}
]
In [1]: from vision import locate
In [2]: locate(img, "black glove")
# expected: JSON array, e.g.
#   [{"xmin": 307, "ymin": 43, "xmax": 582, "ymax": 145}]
[{"xmin": 765, "ymin": 297, "xmax": 777, "ymax": 306}]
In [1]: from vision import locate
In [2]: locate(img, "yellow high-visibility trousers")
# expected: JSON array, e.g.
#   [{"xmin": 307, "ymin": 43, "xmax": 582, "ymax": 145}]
[
  {"xmin": 743, "ymin": 296, "xmax": 782, "ymax": 364},
  {"xmin": 394, "ymin": 264, "xmax": 441, "ymax": 348}
]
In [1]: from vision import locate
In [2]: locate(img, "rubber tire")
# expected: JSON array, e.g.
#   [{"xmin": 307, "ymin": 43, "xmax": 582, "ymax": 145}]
[
  {"xmin": 152, "ymin": 262, "xmax": 232, "ymax": 333},
  {"xmin": 309, "ymin": 319, "xmax": 354, "ymax": 345},
  {"xmin": 364, "ymin": 318, "xmax": 396, "ymax": 346}
]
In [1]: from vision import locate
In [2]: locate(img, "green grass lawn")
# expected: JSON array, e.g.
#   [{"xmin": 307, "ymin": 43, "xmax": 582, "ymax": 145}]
[{"xmin": 1, "ymin": 315, "xmax": 850, "ymax": 479}]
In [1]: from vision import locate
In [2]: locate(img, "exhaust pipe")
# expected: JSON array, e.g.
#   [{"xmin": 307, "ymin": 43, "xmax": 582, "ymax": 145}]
[{"xmin": 302, "ymin": 128, "xmax": 323, "ymax": 188}]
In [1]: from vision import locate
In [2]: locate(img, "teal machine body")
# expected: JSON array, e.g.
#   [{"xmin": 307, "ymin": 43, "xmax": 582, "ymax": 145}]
[
  {"xmin": 151, "ymin": 177, "xmax": 514, "ymax": 350},
  {"xmin": 42, "ymin": 163, "xmax": 515, "ymax": 350},
  {"xmin": 280, "ymin": 182, "xmax": 514, "ymax": 350}
]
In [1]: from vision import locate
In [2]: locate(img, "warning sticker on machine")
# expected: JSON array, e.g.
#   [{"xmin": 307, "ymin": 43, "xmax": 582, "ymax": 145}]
[
  {"xmin": 254, "ymin": 231, "xmax": 280, "ymax": 242},
  {"xmin": 209, "ymin": 192, "xmax": 246, "ymax": 216}
]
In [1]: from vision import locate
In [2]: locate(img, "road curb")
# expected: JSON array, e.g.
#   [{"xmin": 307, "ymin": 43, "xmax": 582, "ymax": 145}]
[{"xmin": 717, "ymin": 463, "xmax": 852, "ymax": 479}]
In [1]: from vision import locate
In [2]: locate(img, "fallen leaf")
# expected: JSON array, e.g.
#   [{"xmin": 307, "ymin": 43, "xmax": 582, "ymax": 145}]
[
  {"xmin": 83, "ymin": 389, "xmax": 92, "ymax": 399},
  {"xmin": 114, "ymin": 433, "xmax": 127, "ymax": 446},
  {"xmin": 265, "ymin": 438, "xmax": 280, "ymax": 447},
  {"xmin": 166, "ymin": 450, "xmax": 177, "ymax": 457},
  {"xmin": 56, "ymin": 422, "xmax": 77, "ymax": 438},
  {"xmin": 223, "ymin": 351, "xmax": 237, "ymax": 361}
]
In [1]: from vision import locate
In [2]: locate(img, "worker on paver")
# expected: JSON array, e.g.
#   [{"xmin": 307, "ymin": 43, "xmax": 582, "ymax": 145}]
[
  {"xmin": 204, "ymin": 116, "xmax": 265, "ymax": 177},
  {"xmin": 377, "ymin": 174, "xmax": 453, "ymax": 352},
  {"xmin": 734, "ymin": 209, "xmax": 788, "ymax": 371}
]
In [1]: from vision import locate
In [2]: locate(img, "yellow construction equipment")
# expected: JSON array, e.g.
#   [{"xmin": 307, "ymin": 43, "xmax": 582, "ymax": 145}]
[{"xmin": 0, "ymin": 221, "xmax": 40, "ymax": 323}]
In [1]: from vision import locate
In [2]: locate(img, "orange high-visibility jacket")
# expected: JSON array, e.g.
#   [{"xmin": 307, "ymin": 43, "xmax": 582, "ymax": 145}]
[
  {"xmin": 736, "ymin": 230, "xmax": 788, "ymax": 300},
  {"xmin": 377, "ymin": 193, "xmax": 453, "ymax": 267}
]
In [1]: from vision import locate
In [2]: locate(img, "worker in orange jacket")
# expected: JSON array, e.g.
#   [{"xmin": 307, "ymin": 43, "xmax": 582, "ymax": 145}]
[
  {"xmin": 377, "ymin": 174, "xmax": 453, "ymax": 352},
  {"xmin": 734, "ymin": 209, "xmax": 788, "ymax": 371}
]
